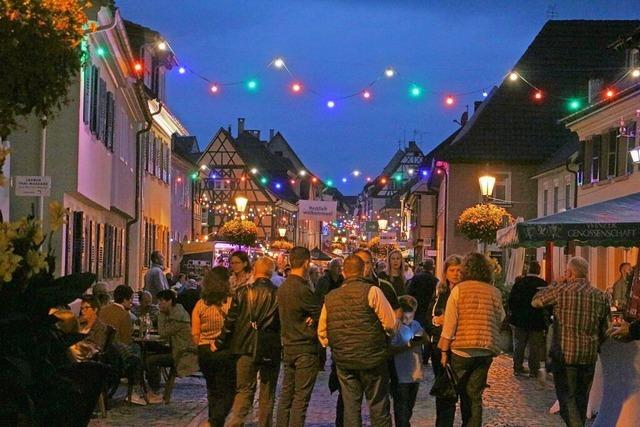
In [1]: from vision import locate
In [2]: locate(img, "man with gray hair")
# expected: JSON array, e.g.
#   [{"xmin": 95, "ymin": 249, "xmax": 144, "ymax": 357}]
[
  {"xmin": 315, "ymin": 258, "xmax": 343, "ymax": 301},
  {"xmin": 532, "ymin": 256, "xmax": 610, "ymax": 427}
]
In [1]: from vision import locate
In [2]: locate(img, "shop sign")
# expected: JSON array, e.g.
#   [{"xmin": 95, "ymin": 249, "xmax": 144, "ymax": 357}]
[
  {"xmin": 298, "ymin": 200, "xmax": 337, "ymax": 222},
  {"xmin": 15, "ymin": 176, "xmax": 51, "ymax": 197}
]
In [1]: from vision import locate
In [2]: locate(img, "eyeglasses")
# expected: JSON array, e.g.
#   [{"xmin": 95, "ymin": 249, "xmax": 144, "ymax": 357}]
[{"xmin": 80, "ymin": 305, "xmax": 93, "ymax": 311}]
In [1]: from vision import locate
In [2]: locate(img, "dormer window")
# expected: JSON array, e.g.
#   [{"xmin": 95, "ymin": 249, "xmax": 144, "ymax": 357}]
[{"xmin": 629, "ymin": 48, "xmax": 640, "ymax": 69}]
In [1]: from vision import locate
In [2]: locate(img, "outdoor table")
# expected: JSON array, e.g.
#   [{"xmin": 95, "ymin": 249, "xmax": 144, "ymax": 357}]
[
  {"xmin": 133, "ymin": 333, "xmax": 170, "ymax": 396},
  {"xmin": 591, "ymin": 338, "xmax": 640, "ymax": 427}
]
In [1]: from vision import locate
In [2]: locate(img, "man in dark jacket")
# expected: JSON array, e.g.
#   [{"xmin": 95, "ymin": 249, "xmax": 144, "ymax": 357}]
[
  {"xmin": 275, "ymin": 247, "xmax": 322, "ymax": 427},
  {"xmin": 407, "ymin": 258, "xmax": 438, "ymax": 328},
  {"xmin": 216, "ymin": 257, "xmax": 280, "ymax": 427},
  {"xmin": 315, "ymin": 258, "xmax": 344, "ymax": 301},
  {"xmin": 508, "ymin": 261, "xmax": 548, "ymax": 377},
  {"xmin": 318, "ymin": 255, "xmax": 397, "ymax": 427}
]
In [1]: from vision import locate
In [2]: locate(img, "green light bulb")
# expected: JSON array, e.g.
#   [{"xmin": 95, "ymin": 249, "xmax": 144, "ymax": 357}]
[
  {"xmin": 96, "ymin": 47, "xmax": 106, "ymax": 56},
  {"xmin": 260, "ymin": 177, "xmax": 268, "ymax": 184},
  {"xmin": 568, "ymin": 99, "xmax": 581, "ymax": 111},
  {"xmin": 410, "ymin": 85, "xmax": 422, "ymax": 98},
  {"xmin": 326, "ymin": 180, "xmax": 333, "ymax": 187},
  {"xmin": 190, "ymin": 172, "xmax": 198, "ymax": 180},
  {"xmin": 394, "ymin": 174, "xmax": 402, "ymax": 181},
  {"xmin": 247, "ymin": 79, "xmax": 258, "ymax": 91}
]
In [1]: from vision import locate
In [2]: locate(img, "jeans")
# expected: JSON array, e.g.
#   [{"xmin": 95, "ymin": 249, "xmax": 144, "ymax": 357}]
[
  {"xmin": 431, "ymin": 347, "xmax": 457, "ymax": 427},
  {"xmin": 512, "ymin": 326, "xmax": 546, "ymax": 373},
  {"xmin": 552, "ymin": 360, "xmax": 595, "ymax": 427},
  {"xmin": 450, "ymin": 354, "xmax": 493, "ymax": 427},
  {"xmin": 225, "ymin": 354, "xmax": 281, "ymax": 427},
  {"xmin": 336, "ymin": 363, "xmax": 391, "ymax": 427},
  {"xmin": 145, "ymin": 352, "xmax": 174, "ymax": 392},
  {"xmin": 275, "ymin": 353, "xmax": 319, "ymax": 427},
  {"xmin": 391, "ymin": 382, "xmax": 419, "ymax": 427},
  {"xmin": 198, "ymin": 345, "xmax": 236, "ymax": 427}
]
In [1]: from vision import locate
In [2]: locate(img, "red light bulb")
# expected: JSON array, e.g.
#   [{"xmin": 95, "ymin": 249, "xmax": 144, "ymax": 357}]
[
  {"xmin": 445, "ymin": 96, "xmax": 455, "ymax": 106},
  {"xmin": 291, "ymin": 83, "xmax": 302, "ymax": 93},
  {"xmin": 362, "ymin": 90, "xmax": 371, "ymax": 99},
  {"xmin": 210, "ymin": 84, "xmax": 220, "ymax": 94},
  {"xmin": 606, "ymin": 89, "xmax": 614, "ymax": 98},
  {"xmin": 133, "ymin": 62, "xmax": 143, "ymax": 73},
  {"xmin": 534, "ymin": 91, "xmax": 543, "ymax": 100}
]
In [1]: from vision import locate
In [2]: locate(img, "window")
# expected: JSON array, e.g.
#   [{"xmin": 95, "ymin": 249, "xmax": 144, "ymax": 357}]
[
  {"xmin": 543, "ymin": 189, "xmax": 548, "ymax": 216},
  {"xmin": 607, "ymin": 130, "xmax": 617, "ymax": 178},
  {"xmin": 591, "ymin": 135, "xmax": 601, "ymax": 182},
  {"xmin": 492, "ymin": 172, "xmax": 511, "ymax": 205},
  {"xmin": 577, "ymin": 142, "xmax": 585, "ymax": 186},
  {"xmin": 565, "ymin": 183, "xmax": 572, "ymax": 210},
  {"xmin": 629, "ymin": 49, "xmax": 640, "ymax": 69},
  {"xmin": 625, "ymin": 122, "xmax": 637, "ymax": 175},
  {"xmin": 553, "ymin": 186, "xmax": 559, "ymax": 213}
]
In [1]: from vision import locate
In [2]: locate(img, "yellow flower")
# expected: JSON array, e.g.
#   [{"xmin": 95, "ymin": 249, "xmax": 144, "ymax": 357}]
[
  {"xmin": 0, "ymin": 250, "xmax": 22, "ymax": 282},
  {"xmin": 26, "ymin": 249, "xmax": 48, "ymax": 276},
  {"xmin": 49, "ymin": 201, "xmax": 66, "ymax": 231}
]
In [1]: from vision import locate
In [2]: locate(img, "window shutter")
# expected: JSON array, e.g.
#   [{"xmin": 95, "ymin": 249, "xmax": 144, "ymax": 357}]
[
  {"xmin": 583, "ymin": 140, "xmax": 592, "ymax": 182},
  {"xmin": 144, "ymin": 133, "xmax": 150, "ymax": 172},
  {"xmin": 149, "ymin": 135, "xmax": 155, "ymax": 174},
  {"xmin": 97, "ymin": 223, "xmax": 105, "ymax": 279},
  {"xmin": 72, "ymin": 212, "xmax": 84, "ymax": 274},
  {"xmin": 164, "ymin": 143, "xmax": 170, "ymax": 182},
  {"xmin": 155, "ymin": 139, "xmax": 161, "ymax": 178},
  {"xmin": 618, "ymin": 127, "xmax": 628, "ymax": 176},
  {"xmin": 89, "ymin": 66, "xmax": 99, "ymax": 133},
  {"xmin": 83, "ymin": 66, "xmax": 92, "ymax": 124},
  {"xmin": 106, "ymin": 92, "xmax": 115, "ymax": 151}
]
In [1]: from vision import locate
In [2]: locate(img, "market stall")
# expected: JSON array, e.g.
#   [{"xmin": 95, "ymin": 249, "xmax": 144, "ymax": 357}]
[{"xmin": 497, "ymin": 192, "xmax": 640, "ymax": 426}]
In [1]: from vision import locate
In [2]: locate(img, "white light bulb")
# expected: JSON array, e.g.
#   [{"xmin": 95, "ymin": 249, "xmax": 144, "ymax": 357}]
[
  {"xmin": 633, "ymin": 69, "xmax": 640, "ymax": 78},
  {"xmin": 299, "ymin": 170, "xmax": 307, "ymax": 176},
  {"xmin": 509, "ymin": 72, "xmax": 519, "ymax": 81},
  {"xmin": 157, "ymin": 41, "xmax": 167, "ymax": 51},
  {"xmin": 352, "ymin": 170, "xmax": 361, "ymax": 177},
  {"xmin": 273, "ymin": 58, "xmax": 285, "ymax": 68}
]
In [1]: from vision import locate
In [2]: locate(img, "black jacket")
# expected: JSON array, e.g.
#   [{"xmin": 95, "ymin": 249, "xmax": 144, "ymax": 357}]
[
  {"xmin": 425, "ymin": 286, "xmax": 450, "ymax": 340},
  {"xmin": 407, "ymin": 272, "xmax": 438, "ymax": 327},
  {"xmin": 215, "ymin": 277, "xmax": 280, "ymax": 355},
  {"xmin": 315, "ymin": 272, "xmax": 343, "ymax": 302},
  {"xmin": 508, "ymin": 275, "xmax": 548, "ymax": 331},
  {"xmin": 325, "ymin": 278, "xmax": 388, "ymax": 370},
  {"xmin": 371, "ymin": 275, "xmax": 399, "ymax": 310},
  {"xmin": 278, "ymin": 274, "xmax": 322, "ymax": 356}
]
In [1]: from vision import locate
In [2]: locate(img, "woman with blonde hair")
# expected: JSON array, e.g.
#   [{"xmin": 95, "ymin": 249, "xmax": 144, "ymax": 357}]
[
  {"xmin": 426, "ymin": 254, "xmax": 463, "ymax": 427},
  {"xmin": 383, "ymin": 249, "xmax": 407, "ymax": 296},
  {"xmin": 192, "ymin": 266, "xmax": 236, "ymax": 426}
]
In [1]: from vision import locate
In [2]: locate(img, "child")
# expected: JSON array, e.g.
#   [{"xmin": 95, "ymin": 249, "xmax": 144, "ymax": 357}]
[{"xmin": 391, "ymin": 295, "xmax": 426, "ymax": 427}]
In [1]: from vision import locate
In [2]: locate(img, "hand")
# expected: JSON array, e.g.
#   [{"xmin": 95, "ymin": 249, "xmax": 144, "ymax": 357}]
[
  {"xmin": 612, "ymin": 321, "xmax": 630, "ymax": 340},
  {"xmin": 440, "ymin": 351, "xmax": 448, "ymax": 367},
  {"xmin": 210, "ymin": 341, "xmax": 218, "ymax": 352},
  {"xmin": 432, "ymin": 315, "xmax": 444, "ymax": 327},
  {"xmin": 305, "ymin": 317, "xmax": 314, "ymax": 327}
]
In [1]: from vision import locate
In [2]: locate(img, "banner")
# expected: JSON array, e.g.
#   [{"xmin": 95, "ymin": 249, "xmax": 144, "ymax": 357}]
[{"xmin": 298, "ymin": 200, "xmax": 337, "ymax": 222}]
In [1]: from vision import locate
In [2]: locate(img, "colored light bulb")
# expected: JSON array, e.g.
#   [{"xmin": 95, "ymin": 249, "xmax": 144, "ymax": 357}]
[
  {"xmin": 534, "ymin": 91, "xmax": 543, "ymax": 100},
  {"xmin": 326, "ymin": 180, "xmax": 333, "ymax": 187},
  {"xmin": 96, "ymin": 47, "xmax": 106, "ymax": 56},
  {"xmin": 210, "ymin": 84, "xmax": 219, "ymax": 93},
  {"xmin": 445, "ymin": 96, "xmax": 455, "ymax": 106},
  {"xmin": 409, "ymin": 85, "xmax": 422, "ymax": 98},
  {"xmin": 178, "ymin": 67, "xmax": 186, "ymax": 74},
  {"xmin": 275, "ymin": 183, "xmax": 282, "ymax": 189},
  {"xmin": 246, "ymin": 79, "xmax": 258, "ymax": 91},
  {"xmin": 190, "ymin": 172, "xmax": 198, "ymax": 180},
  {"xmin": 134, "ymin": 62, "xmax": 143, "ymax": 72},
  {"xmin": 292, "ymin": 83, "xmax": 302, "ymax": 93},
  {"xmin": 568, "ymin": 99, "xmax": 581, "ymax": 111},
  {"xmin": 260, "ymin": 177, "xmax": 268, "ymax": 184},
  {"xmin": 606, "ymin": 89, "xmax": 614, "ymax": 98},
  {"xmin": 362, "ymin": 90, "xmax": 371, "ymax": 99},
  {"xmin": 327, "ymin": 100, "xmax": 335, "ymax": 108}
]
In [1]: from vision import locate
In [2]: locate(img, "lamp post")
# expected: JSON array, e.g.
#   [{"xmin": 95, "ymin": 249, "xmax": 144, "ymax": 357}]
[
  {"xmin": 630, "ymin": 146, "xmax": 640, "ymax": 164},
  {"xmin": 479, "ymin": 174, "xmax": 496, "ymax": 203},
  {"xmin": 377, "ymin": 218, "xmax": 388, "ymax": 231},
  {"xmin": 235, "ymin": 196, "xmax": 248, "ymax": 220},
  {"xmin": 278, "ymin": 227, "xmax": 287, "ymax": 238}
]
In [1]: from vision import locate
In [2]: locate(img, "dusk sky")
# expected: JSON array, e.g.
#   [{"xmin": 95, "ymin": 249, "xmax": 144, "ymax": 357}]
[{"xmin": 118, "ymin": 0, "xmax": 638, "ymax": 195}]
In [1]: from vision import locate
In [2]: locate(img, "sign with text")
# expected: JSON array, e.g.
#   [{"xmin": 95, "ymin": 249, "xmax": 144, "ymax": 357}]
[
  {"xmin": 15, "ymin": 176, "xmax": 51, "ymax": 197},
  {"xmin": 380, "ymin": 231, "xmax": 397, "ymax": 245},
  {"xmin": 298, "ymin": 200, "xmax": 337, "ymax": 222}
]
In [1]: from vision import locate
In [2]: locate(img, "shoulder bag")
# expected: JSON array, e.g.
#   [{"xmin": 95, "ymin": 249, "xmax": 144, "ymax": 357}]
[{"xmin": 247, "ymin": 285, "xmax": 281, "ymax": 365}]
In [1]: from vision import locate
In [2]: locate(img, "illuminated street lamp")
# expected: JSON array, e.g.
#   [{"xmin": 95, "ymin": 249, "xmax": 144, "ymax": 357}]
[
  {"xmin": 235, "ymin": 196, "xmax": 248, "ymax": 213},
  {"xmin": 630, "ymin": 146, "xmax": 640, "ymax": 164},
  {"xmin": 377, "ymin": 218, "xmax": 388, "ymax": 231},
  {"xmin": 479, "ymin": 175, "xmax": 496, "ymax": 201},
  {"xmin": 278, "ymin": 227, "xmax": 287, "ymax": 238}
]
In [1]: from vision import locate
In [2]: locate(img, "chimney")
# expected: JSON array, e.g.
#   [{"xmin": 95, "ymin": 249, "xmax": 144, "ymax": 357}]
[
  {"xmin": 227, "ymin": 125, "xmax": 232, "ymax": 134},
  {"xmin": 269, "ymin": 129, "xmax": 275, "ymax": 140},
  {"xmin": 588, "ymin": 79, "xmax": 603, "ymax": 104},
  {"xmin": 237, "ymin": 118, "xmax": 245, "ymax": 136}
]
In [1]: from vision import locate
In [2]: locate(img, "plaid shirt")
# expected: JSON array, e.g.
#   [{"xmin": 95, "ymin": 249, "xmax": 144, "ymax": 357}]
[{"xmin": 532, "ymin": 278, "xmax": 610, "ymax": 365}]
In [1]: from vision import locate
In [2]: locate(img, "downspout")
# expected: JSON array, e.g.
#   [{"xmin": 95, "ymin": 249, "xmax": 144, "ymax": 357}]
[
  {"xmin": 565, "ymin": 158, "xmax": 579, "ymax": 209},
  {"xmin": 125, "ymin": 82, "xmax": 163, "ymax": 285}
]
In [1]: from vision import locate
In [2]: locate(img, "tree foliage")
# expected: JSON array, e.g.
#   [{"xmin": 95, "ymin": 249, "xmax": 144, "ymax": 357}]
[
  {"xmin": 457, "ymin": 203, "xmax": 513, "ymax": 244},
  {"xmin": 0, "ymin": 0, "xmax": 91, "ymax": 138}
]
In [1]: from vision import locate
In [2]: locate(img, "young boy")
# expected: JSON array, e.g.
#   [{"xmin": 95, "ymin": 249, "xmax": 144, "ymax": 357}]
[{"xmin": 391, "ymin": 295, "xmax": 426, "ymax": 427}]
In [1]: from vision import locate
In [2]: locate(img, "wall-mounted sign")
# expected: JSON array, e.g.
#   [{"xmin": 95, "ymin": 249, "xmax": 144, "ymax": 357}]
[
  {"xmin": 15, "ymin": 176, "xmax": 51, "ymax": 197},
  {"xmin": 365, "ymin": 221, "xmax": 379, "ymax": 232}
]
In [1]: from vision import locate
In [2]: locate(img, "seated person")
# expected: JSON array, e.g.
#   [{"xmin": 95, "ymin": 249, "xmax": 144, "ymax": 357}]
[
  {"xmin": 92, "ymin": 281, "xmax": 112, "ymax": 307},
  {"xmin": 171, "ymin": 273, "xmax": 188, "ymax": 294},
  {"xmin": 70, "ymin": 295, "xmax": 109, "ymax": 362},
  {"xmin": 100, "ymin": 285, "xmax": 135, "ymax": 345},
  {"xmin": 177, "ymin": 280, "xmax": 201, "ymax": 319},
  {"xmin": 146, "ymin": 290, "xmax": 198, "ymax": 402},
  {"xmin": 133, "ymin": 290, "xmax": 159, "ymax": 325}
]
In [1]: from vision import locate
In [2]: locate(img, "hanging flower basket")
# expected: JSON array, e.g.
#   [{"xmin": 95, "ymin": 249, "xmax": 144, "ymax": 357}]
[
  {"xmin": 219, "ymin": 218, "xmax": 258, "ymax": 247},
  {"xmin": 367, "ymin": 236, "xmax": 398, "ymax": 257},
  {"xmin": 271, "ymin": 239, "xmax": 293, "ymax": 251},
  {"xmin": 457, "ymin": 203, "xmax": 513, "ymax": 244}
]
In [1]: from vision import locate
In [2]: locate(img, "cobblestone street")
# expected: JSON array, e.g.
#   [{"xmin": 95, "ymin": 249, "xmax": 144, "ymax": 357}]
[{"xmin": 90, "ymin": 354, "xmax": 578, "ymax": 426}]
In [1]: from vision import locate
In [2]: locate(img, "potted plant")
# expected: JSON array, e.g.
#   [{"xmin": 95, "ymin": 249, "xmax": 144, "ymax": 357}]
[
  {"xmin": 219, "ymin": 218, "xmax": 258, "ymax": 248},
  {"xmin": 0, "ymin": 203, "xmax": 101, "ymax": 425},
  {"xmin": 457, "ymin": 203, "xmax": 513, "ymax": 252}
]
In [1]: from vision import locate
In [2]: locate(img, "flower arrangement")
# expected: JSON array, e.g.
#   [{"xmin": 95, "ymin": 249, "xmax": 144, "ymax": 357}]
[
  {"xmin": 1, "ymin": 202, "xmax": 99, "ymax": 424},
  {"xmin": 457, "ymin": 203, "xmax": 513, "ymax": 244},
  {"xmin": 271, "ymin": 239, "xmax": 294, "ymax": 251},
  {"xmin": 1, "ymin": 0, "xmax": 93, "ymax": 139},
  {"xmin": 367, "ymin": 236, "xmax": 399, "ymax": 257},
  {"xmin": 219, "ymin": 218, "xmax": 258, "ymax": 247}
]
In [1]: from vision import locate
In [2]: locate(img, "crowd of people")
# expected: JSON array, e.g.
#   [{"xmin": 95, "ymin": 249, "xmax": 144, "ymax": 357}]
[{"xmin": 56, "ymin": 243, "xmax": 640, "ymax": 427}]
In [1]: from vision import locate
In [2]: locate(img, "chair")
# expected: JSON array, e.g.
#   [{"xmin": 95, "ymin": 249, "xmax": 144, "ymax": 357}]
[
  {"xmin": 161, "ymin": 365, "xmax": 178, "ymax": 404},
  {"xmin": 94, "ymin": 325, "xmax": 117, "ymax": 417}
]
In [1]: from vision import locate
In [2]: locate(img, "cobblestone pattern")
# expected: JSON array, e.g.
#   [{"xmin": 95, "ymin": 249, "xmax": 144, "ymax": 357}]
[{"xmin": 92, "ymin": 355, "xmax": 578, "ymax": 426}]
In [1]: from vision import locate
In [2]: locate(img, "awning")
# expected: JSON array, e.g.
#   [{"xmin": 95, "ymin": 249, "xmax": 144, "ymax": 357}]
[
  {"xmin": 310, "ymin": 247, "xmax": 333, "ymax": 261},
  {"xmin": 497, "ymin": 193, "xmax": 640, "ymax": 248}
]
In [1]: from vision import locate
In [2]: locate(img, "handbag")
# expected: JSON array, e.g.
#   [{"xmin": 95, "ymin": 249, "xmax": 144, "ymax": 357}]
[
  {"xmin": 247, "ymin": 285, "xmax": 281, "ymax": 365},
  {"xmin": 429, "ymin": 361, "xmax": 459, "ymax": 399}
]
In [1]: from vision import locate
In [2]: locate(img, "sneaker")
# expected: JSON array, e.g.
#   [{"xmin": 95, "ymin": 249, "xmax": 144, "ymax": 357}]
[
  {"xmin": 128, "ymin": 392, "xmax": 148, "ymax": 406},
  {"xmin": 147, "ymin": 392, "xmax": 164, "ymax": 404},
  {"xmin": 514, "ymin": 368, "xmax": 529, "ymax": 377}
]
